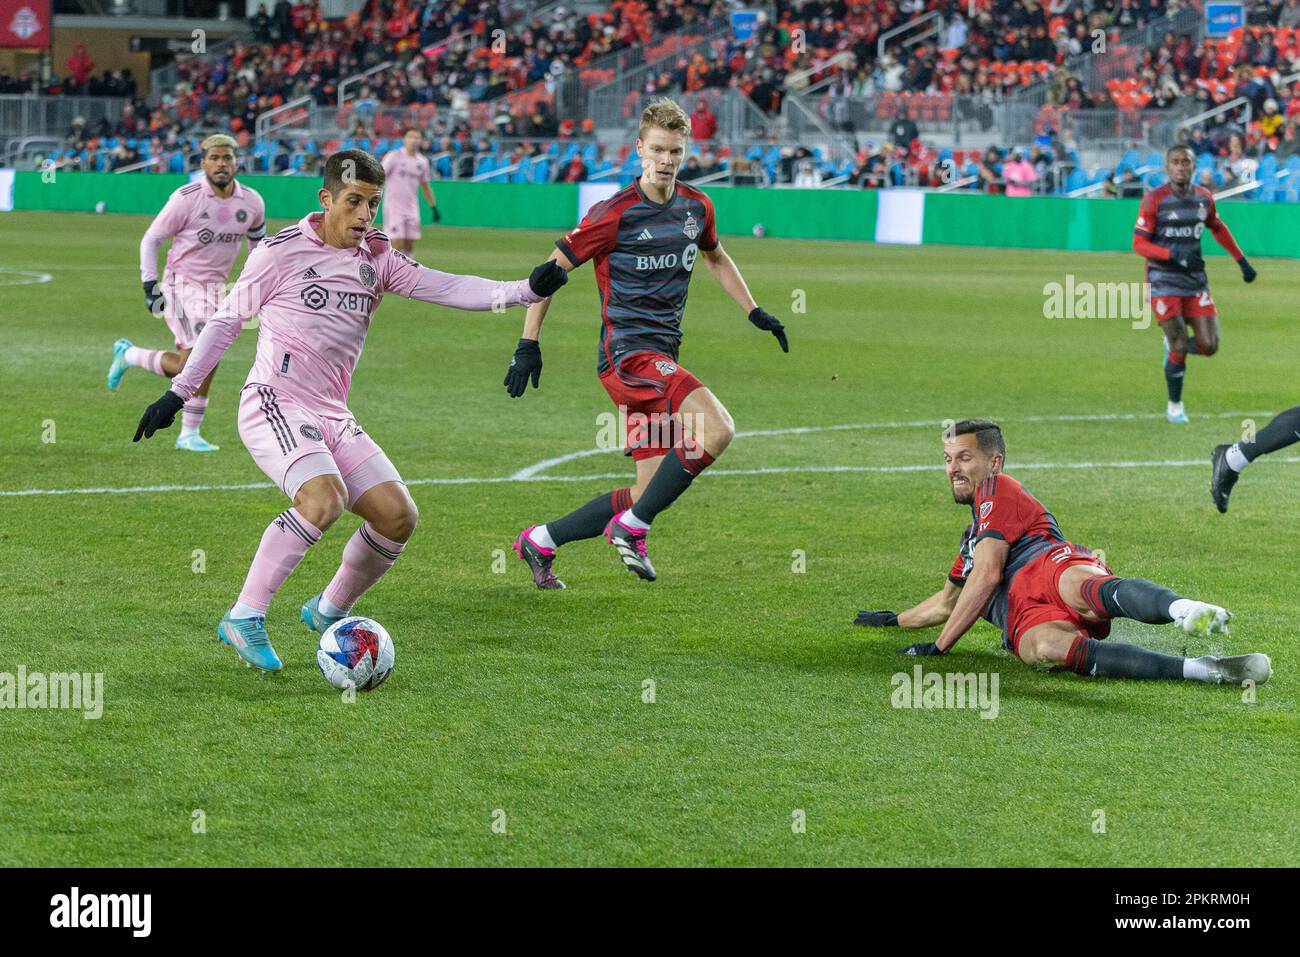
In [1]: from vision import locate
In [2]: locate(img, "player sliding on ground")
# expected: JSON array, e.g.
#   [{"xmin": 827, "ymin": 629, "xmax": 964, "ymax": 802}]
[
  {"xmin": 854, "ymin": 419, "xmax": 1271, "ymax": 685},
  {"xmin": 506, "ymin": 97, "xmax": 789, "ymax": 587},
  {"xmin": 1133, "ymin": 144, "xmax": 1256, "ymax": 425},
  {"xmin": 108, "ymin": 133, "xmax": 266, "ymax": 452},
  {"xmin": 1211, "ymin": 405, "xmax": 1300, "ymax": 512},
  {"xmin": 131, "ymin": 149, "xmax": 569, "ymax": 672}
]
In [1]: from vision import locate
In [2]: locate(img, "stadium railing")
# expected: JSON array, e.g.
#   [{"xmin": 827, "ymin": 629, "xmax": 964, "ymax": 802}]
[
  {"xmin": 0, "ymin": 94, "xmax": 127, "ymax": 141},
  {"xmin": 586, "ymin": 25, "xmax": 734, "ymax": 133}
]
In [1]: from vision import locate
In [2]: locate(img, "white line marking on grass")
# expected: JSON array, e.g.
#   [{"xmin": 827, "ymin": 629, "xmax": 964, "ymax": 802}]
[
  {"xmin": 0, "ymin": 269, "xmax": 53, "ymax": 286},
  {"xmin": 510, "ymin": 410, "xmax": 1276, "ymax": 479},
  {"xmin": 4, "ymin": 456, "xmax": 1296, "ymax": 498}
]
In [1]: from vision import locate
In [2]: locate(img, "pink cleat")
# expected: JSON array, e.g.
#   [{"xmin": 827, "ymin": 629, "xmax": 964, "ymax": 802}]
[{"xmin": 513, "ymin": 526, "xmax": 565, "ymax": 589}]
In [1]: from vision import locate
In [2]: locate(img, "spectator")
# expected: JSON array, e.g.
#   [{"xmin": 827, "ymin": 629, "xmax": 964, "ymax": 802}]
[
  {"xmin": 889, "ymin": 106, "xmax": 918, "ymax": 149},
  {"xmin": 250, "ymin": 4, "xmax": 273, "ymax": 43},
  {"xmin": 66, "ymin": 44, "xmax": 94, "ymax": 88},
  {"xmin": 1002, "ymin": 149, "xmax": 1038, "ymax": 196},
  {"xmin": 690, "ymin": 98, "xmax": 717, "ymax": 143}
]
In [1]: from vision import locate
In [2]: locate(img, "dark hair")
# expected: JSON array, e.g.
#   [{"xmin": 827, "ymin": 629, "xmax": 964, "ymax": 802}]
[
  {"xmin": 952, "ymin": 419, "xmax": 1005, "ymax": 457},
  {"xmin": 323, "ymin": 149, "xmax": 385, "ymax": 195},
  {"xmin": 1166, "ymin": 144, "xmax": 1195, "ymax": 161}
]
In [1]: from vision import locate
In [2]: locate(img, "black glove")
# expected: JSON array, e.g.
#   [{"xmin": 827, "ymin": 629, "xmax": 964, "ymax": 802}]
[
  {"xmin": 133, "ymin": 390, "xmax": 185, "ymax": 441},
  {"xmin": 748, "ymin": 306, "xmax": 789, "ymax": 352},
  {"xmin": 431, "ymin": 206, "xmax": 442, "ymax": 223},
  {"xmin": 854, "ymin": 610, "xmax": 900, "ymax": 627},
  {"xmin": 504, "ymin": 338, "xmax": 542, "ymax": 397},
  {"xmin": 1173, "ymin": 251, "xmax": 1204, "ymax": 273},
  {"xmin": 143, "ymin": 279, "xmax": 165, "ymax": 316},
  {"xmin": 528, "ymin": 260, "xmax": 568, "ymax": 298},
  {"xmin": 1238, "ymin": 257, "xmax": 1256, "ymax": 283},
  {"xmin": 899, "ymin": 642, "xmax": 945, "ymax": 656}
]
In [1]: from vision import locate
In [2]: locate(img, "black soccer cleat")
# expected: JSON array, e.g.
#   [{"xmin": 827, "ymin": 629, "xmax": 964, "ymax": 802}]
[
  {"xmin": 1210, "ymin": 444, "xmax": 1239, "ymax": 514},
  {"xmin": 513, "ymin": 526, "xmax": 565, "ymax": 589},
  {"xmin": 604, "ymin": 516, "xmax": 656, "ymax": 581}
]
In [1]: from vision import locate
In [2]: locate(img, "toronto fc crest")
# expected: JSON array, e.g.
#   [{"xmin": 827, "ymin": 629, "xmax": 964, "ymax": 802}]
[{"xmin": 682, "ymin": 213, "xmax": 700, "ymax": 240}]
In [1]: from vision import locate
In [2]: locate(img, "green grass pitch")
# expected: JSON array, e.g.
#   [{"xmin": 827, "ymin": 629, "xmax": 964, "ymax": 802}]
[{"xmin": 1, "ymin": 211, "xmax": 1297, "ymax": 867}]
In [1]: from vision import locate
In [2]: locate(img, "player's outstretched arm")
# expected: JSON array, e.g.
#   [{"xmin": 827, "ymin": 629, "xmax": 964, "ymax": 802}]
[
  {"xmin": 855, "ymin": 581, "xmax": 960, "ymax": 628},
  {"xmin": 907, "ymin": 538, "xmax": 1008, "ymax": 655},
  {"xmin": 701, "ymin": 244, "xmax": 788, "ymax": 352},
  {"xmin": 504, "ymin": 248, "xmax": 578, "ymax": 398}
]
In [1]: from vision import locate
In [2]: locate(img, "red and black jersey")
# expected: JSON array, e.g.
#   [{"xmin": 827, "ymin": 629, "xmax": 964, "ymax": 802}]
[
  {"xmin": 556, "ymin": 179, "xmax": 719, "ymax": 373},
  {"xmin": 1134, "ymin": 184, "xmax": 1230, "ymax": 297},
  {"xmin": 949, "ymin": 473, "xmax": 1067, "ymax": 634}
]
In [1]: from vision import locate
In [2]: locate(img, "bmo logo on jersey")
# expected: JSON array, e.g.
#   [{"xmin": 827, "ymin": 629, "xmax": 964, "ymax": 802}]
[
  {"xmin": 1165, "ymin": 223, "xmax": 1204, "ymax": 239},
  {"xmin": 635, "ymin": 243, "xmax": 699, "ymax": 272}
]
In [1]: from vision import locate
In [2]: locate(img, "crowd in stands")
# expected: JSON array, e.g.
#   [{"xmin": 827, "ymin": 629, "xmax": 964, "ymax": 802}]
[{"xmin": 15, "ymin": 0, "xmax": 1300, "ymax": 201}]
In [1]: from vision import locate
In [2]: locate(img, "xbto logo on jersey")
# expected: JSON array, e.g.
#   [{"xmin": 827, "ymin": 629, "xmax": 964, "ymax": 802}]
[
  {"xmin": 300, "ymin": 283, "xmax": 329, "ymax": 310},
  {"xmin": 197, "ymin": 228, "xmax": 244, "ymax": 245}
]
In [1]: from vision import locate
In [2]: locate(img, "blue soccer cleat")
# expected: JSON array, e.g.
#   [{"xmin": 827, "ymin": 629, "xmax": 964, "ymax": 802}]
[
  {"xmin": 107, "ymin": 338, "xmax": 132, "ymax": 391},
  {"xmin": 175, "ymin": 433, "xmax": 220, "ymax": 452},
  {"xmin": 217, "ymin": 611, "xmax": 282, "ymax": 672},
  {"xmin": 1166, "ymin": 402, "xmax": 1189, "ymax": 424},
  {"xmin": 301, "ymin": 593, "xmax": 346, "ymax": 635}
]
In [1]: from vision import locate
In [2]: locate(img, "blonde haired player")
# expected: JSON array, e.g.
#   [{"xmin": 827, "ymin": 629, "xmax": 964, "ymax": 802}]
[
  {"xmin": 108, "ymin": 133, "xmax": 267, "ymax": 452},
  {"xmin": 380, "ymin": 127, "xmax": 439, "ymax": 255},
  {"xmin": 507, "ymin": 98, "xmax": 789, "ymax": 586}
]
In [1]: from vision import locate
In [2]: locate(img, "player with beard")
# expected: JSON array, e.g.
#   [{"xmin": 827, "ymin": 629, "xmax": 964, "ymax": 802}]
[
  {"xmin": 854, "ymin": 419, "xmax": 1271, "ymax": 685},
  {"xmin": 1133, "ymin": 145, "xmax": 1256, "ymax": 425},
  {"xmin": 108, "ymin": 134, "xmax": 267, "ymax": 452},
  {"xmin": 506, "ymin": 98, "xmax": 789, "ymax": 587},
  {"xmin": 130, "ymin": 149, "xmax": 569, "ymax": 672}
]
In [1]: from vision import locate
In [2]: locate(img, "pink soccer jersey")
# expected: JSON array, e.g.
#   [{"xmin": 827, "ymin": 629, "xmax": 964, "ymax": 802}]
[
  {"xmin": 169, "ymin": 212, "xmax": 541, "ymax": 416},
  {"xmin": 380, "ymin": 149, "xmax": 429, "ymax": 224},
  {"xmin": 140, "ymin": 178, "xmax": 267, "ymax": 287}
]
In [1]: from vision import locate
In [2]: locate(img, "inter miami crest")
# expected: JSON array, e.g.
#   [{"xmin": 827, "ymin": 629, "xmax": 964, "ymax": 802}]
[
  {"xmin": 299, "ymin": 424, "xmax": 323, "ymax": 442},
  {"xmin": 236, "ymin": 209, "xmax": 248, "ymax": 223},
  {"xmin": 682, "ymin": 213, "xmax": 700, "ymax": 240},
  {"xmin": 359, "ymin": 263, "xmax": 378, "ymax": 289}
]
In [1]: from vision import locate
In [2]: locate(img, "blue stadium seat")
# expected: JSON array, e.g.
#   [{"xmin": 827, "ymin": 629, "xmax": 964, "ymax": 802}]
[
  {"xmin": 510, "ymin": 158, "xmax": 533, "ymax": 183},
  {"xmin": 582, "ymin": 143, "xmax": 598, "ymax": 166},
  {"xmin": 436, "ymin": 155, "xmax": 452, "ymax": 177},
  {"xmin": 532, "ymin": 159, "xmax": 550, "ymax": 183},
  {"xmin": 1115, "ymin": 150, "xmax": 1140, "ymax": 177},
  {"xmin": 1065, "ymin": 168, "xmax": 1088, "ymax": 192}
]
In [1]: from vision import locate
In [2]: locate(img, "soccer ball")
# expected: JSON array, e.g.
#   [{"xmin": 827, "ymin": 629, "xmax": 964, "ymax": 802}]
[
  {"xmin": 316, "ymin": 616, "xmax": 395, "ymax": 691},
  {"xmin": 752, "ymin": 223, "xmax": 767, "ymax": 238}
]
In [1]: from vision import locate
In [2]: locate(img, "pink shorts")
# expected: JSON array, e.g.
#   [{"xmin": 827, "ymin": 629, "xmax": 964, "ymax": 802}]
[
  {"xmin": 383, "ymin": 213, "xmax": 420, "ymax": 241},
  {"xmin": 163, "ymin": 274, "xmax": 225, "ymax": 351},
  {"xmin": 237, "ymin": 384, "xmax": 403, "ymax": 506}
]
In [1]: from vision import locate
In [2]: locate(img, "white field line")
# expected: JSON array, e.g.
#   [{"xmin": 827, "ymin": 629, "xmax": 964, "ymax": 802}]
[
  {"xmin": 0, "ymin": 269, "xmax": 53, "ymax": 286},
  {"xmin": 2, "ymin": 410, "xmax": 1293, "ymax": 500},
  {"xmin": 3, "ymin": 456, "xmax": 1298, "ymax": 498},
  {"xmin": 508, "ymin": 410, "xmax": 1276, "ymax": 479}
]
